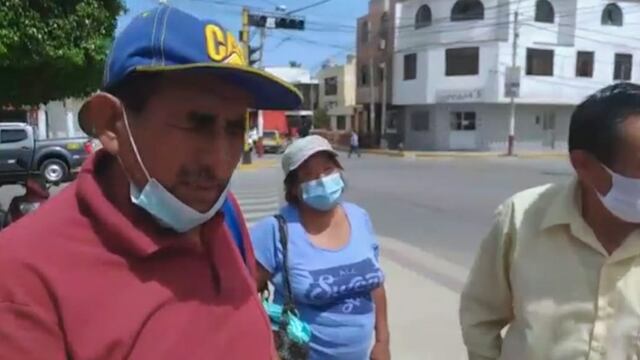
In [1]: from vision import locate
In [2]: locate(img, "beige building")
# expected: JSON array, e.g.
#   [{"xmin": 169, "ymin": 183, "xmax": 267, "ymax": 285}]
[{"xmin": 317, "ymin": 55, "xmax": 357, "ymax": 133}]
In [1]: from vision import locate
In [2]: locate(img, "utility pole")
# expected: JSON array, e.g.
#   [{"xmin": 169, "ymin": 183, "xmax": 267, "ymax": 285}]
[
  {"xmin": 258, "ymin": 28, "xmax": 267, "ymax": 68},
  {"xmin": 507, "ymin": 11, "xmax": 519, "ymax": 156},
  {"xmin": 241, "ymin": 7, "xmax": 252, "ymax": 164},
  {"xmin": 369, "ymin": 59, "xmax": 376, "ymax": 138},
  {"xmin": 380, "ymin": 62, "xmax": 387, "ymax": 149}
]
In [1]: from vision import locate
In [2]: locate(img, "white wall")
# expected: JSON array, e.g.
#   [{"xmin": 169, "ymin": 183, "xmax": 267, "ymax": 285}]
[
  {"xmin": 394, "ymin": 0, "xmax": 640, "ymax": 107},
  {"xmin": 402, "ymin": 103, "xmax": 572, "ymax": 151},
  {"xmin": 45, "ymin": 99, "xmax": 85, "ymax": 139}
]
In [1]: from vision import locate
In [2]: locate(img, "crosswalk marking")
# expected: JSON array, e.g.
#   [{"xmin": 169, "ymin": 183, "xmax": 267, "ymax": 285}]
[
  {"xmin": 237, "ymin": 196, "xmax": 281, "ymax": 207},
  {"xmin": 232, "ymin": 187, "xmax": 281, "ymax": 228}
]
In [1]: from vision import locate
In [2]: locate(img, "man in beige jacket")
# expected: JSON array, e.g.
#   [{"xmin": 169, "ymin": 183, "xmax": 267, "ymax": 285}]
[{"xmin": 461, "ymin": 82, "xmax": 640, "ymax": 360}]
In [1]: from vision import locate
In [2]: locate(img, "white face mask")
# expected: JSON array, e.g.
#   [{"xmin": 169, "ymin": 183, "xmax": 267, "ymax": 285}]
[
  {"xmin": 597, "ymin": 166, "xmax": 640, "ymax": 223},
  {"xmin": 121, "ymin": 104, "xmax": 229, "ymax": 233}
]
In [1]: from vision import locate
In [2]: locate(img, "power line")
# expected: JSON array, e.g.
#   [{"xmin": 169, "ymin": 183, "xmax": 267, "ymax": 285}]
[{"xmin": 287, "ymin": 0, "xmax": 334, "ymax": 15}]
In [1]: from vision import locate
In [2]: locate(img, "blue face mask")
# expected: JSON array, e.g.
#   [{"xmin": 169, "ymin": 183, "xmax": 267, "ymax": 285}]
[
  {"xmin": 121, "ymin": 104, "xmax": 228, "ymax": 233},
  {"xmin": 300, "ymin": 172, "xmax": 344, "ymax": 211},
  {"xmin": 130, "ymin": 181, "xmax": 229, "ymax": 233}
]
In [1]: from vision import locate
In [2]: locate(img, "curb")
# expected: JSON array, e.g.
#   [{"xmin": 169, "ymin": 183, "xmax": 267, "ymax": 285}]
[
  {"xmin": 336, "ymin": 147, "xmax": 566, "ymax": 159},
  {"xmin": 237, "ymin": 159, "xmax": 278, "ymax": 171}
]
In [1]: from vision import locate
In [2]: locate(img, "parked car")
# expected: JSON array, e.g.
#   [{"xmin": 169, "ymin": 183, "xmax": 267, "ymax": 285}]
[
  {"xmin": 262, "ymin": 130, "xmax": 284, "ymax": 153},
  {"xmin": 0, "ymin": 123, "xmax": 93, "ymax": 184}
]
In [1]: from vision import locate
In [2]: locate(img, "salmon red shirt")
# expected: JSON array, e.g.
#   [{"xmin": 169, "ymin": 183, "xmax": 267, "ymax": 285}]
[{"xmin": 0, "ymin": 151, "xmax": 272, "ymax": 359}]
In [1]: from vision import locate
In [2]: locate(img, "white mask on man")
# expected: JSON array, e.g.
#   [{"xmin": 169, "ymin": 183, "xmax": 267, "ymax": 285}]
[{"xmin": 597, "ymin": 166, "xmax": 640, "ymax": 223}]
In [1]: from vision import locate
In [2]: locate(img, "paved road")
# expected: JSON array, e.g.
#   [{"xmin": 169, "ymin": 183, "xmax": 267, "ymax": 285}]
[
  {"xmin": 340, "ymin": 153, "xmax": 573, "ymax": 267},
  {"xmin": 229, "ymin": 153, "xmax": 574, "ymax": 270}
]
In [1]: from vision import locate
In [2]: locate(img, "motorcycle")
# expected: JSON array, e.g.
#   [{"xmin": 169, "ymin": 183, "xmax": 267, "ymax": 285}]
[{"xmin": 2, "ymin": 158, "xmax": 51, "ymax": 228}]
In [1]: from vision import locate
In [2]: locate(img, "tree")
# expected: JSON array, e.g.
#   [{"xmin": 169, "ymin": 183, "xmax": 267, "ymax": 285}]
[
  {"xmin": 0, "ymin": 0, "xmax": 125, "ymax": 106},
  {"xmin": 288, "ymin": 60, "xmax": 302, "ymax": 68},
  {"xmin": 313, "ymin": 107, "xmax": 330, "ymax": 130}
]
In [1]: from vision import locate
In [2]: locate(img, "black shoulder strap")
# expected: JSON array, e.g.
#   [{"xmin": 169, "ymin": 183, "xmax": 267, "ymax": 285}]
[{"xmin": 274, "ymin": 214, "xmax": 296, "ymax": 314}]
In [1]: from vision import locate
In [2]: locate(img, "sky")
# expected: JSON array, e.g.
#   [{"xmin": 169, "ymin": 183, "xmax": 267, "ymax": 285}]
[{"xmin": 118, "ymin": 0, "xmax": 368, "ymax": 72}]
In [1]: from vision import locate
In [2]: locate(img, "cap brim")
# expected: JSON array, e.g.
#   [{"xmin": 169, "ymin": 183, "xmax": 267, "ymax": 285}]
[
  {"xmin": 288, "ymin": 148, "xmax": 340, "ymax": 174},
  {"xmin": 78, "ymin": 63, "xmax": 303, "ymax": 137},
  {"xmin": 135, "ymin": 63, "xmax": 302, "ymax": 110}
]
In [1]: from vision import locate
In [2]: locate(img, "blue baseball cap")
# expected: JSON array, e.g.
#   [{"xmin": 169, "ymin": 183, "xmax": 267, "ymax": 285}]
[{"xmin": 79, "ymin": 5, "xmax": 301, "ymax": 133}]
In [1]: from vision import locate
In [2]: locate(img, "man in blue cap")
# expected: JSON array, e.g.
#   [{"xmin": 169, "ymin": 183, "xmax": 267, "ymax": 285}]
[{"xmin": 0, "ymin": 5, "xmax": 300, "ymax": 359}]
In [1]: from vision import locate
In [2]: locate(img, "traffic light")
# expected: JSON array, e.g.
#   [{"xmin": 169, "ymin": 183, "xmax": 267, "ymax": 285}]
[
  {"xmin": 248, "ymin": 13, "xmax": 305, "ymax": 30},
  {"xmin": 276, "ymin": 16, "xmax": 304, "ymax": 30}
]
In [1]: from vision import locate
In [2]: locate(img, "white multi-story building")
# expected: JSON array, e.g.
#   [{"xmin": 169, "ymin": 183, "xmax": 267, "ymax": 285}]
[
  {"xmin": 393, "ymin": 0, "xmax": 640, "ymax": 151},
  {"xmin": 317, "ymin": 55, "xmax": 358, "ymax": 132}
]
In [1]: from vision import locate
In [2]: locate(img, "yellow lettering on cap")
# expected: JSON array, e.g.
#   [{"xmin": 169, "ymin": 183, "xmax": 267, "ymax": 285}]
[
  {"xmin": 225, "ymin": 31, "xmax": 246, "ymax": 65},
  {"xmin": 205, "ymin": 24, "xmax": 227, "ymax": 62}
]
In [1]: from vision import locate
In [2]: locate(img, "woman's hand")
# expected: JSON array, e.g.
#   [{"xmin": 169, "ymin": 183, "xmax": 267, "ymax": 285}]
[{"xmin": 370, "ymin": 339, "xmax": 391, "ymax": 360}]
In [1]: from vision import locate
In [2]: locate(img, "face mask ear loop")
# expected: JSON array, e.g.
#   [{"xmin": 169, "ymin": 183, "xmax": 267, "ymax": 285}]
[{"xmin": 120, "ymin": 101, "xmax": 151, "ymax": 182}]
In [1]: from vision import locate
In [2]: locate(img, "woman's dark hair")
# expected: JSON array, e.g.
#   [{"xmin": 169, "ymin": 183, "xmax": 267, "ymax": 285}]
[
  {"xmin": 283, "ymin": 155, "xmax": 343, "ymax": 205},
  {"xmin": 569, "ymin": 82, "xmax": 640, "ymax": 166},
  {"xmin": 104, "ymin": 71, "xmax": 164, "ymax": 114}
]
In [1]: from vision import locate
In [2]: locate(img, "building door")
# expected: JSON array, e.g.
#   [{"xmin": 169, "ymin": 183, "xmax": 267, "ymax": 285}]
[
  {"xmin": 542, "ymin": 111, "xmax": 556, "ymax": 149},
  {"xmin": 449, "ymin": 111, "xmax": 478, "ymax": 150}
]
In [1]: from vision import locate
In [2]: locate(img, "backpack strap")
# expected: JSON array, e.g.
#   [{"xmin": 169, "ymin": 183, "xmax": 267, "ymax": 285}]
[{"xmin": 222, "ymin": 196, "xmax": 246, "ymax": 262}]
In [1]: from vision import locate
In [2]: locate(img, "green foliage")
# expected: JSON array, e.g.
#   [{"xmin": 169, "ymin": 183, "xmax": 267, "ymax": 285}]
[
  {"xmin": 0, "ymin": 0, "xmax": 125, "ymax": 106},
  {"xmin": 313, "ymin": 107, "xmax": 331, "ymax": 130}
]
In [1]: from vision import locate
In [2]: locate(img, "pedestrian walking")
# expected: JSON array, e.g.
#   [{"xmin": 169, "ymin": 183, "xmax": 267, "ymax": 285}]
[
  {"xmin": 251, "ymin": 135, "xmax": 390, "ymax": 360},
  {"xmin": 349, "ymin": 130, "xmax": 361, "ymax": 158},
  {"xmin": 0, "ymin": 5, "xmax": 301, "ymax": 359},
  {"xmin": 460, "ymin": 82, "xmax": 640, "ymax": 360}
]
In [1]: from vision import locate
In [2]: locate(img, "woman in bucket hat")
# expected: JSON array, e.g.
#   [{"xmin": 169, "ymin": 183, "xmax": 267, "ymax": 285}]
[{"xmin": 251, "ymin": 135, "xmax": 391, "ymax": 360}]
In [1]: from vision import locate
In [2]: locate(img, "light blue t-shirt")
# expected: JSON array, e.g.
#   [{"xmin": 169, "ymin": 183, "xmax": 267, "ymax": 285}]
[{"xmin": 250, "ymin": 202, "xmax": 384, "ymax": 360}]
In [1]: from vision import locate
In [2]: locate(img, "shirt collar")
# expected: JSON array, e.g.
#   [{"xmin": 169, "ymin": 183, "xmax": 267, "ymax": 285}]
[
  {"xmin": 75, "ymin": 150, "xmax": 224, "ymax": 258},
  {"xmin": 540, "ymin": 177, "xmax": 582, "ymax": 231},
  {"xmin": 540, "ymin": 176, "xmax": 640, "ymax": 260}
]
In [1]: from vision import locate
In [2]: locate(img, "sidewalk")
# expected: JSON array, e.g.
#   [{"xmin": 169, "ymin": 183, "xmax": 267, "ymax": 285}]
[
  {"xmin": 336, "ymin": 146, "xmax": 566, "ymax": 159},
  {"xmin": 378, "ymin": 235, "xmax": 469, "ymax": 360}
]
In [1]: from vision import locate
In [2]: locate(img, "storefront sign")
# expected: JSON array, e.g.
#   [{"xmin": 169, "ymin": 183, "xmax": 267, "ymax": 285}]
[
  {"xmin": 436, "ymin": 89, "xmax": 483, "ymax": 103},
  {"xmin": 504, "ymin": 66, "xmax": 521, "ymax": 98}
]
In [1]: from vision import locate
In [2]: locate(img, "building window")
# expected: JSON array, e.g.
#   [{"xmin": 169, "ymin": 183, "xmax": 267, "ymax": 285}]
[
  {"xmin": 526, "ymin": 48, "xmax": 554, "ymax": 76},
  {"xmin": 360, "ymin": 65, "xmax": 369, "ymax": 86},
  {"xmin": 411, "ymin": 111, "xmax": 430, "ymax": 131},
  {"xmin": 415, "ymin": 5, "xmax": 433, "ymax": 29},
  {"xmin": 614, "ymin": 53, "xmax": 632, "ymax": 81},
  {"xmin": 380, "ymin": 12, "xmax": 389, "ymax": 38},
  {"xmin": 575, "ymin": 51, "xmax": 594, "ymax": 78},
  {"xmin": 336, "ymin": 116, "xmax": 346, "ymax": 130},
  {"xmin": 451, "ymin": 0, "xmax": 485, "ymax": 22},
  {"xmin": 445, "ymin": 47, "xmax": 480, "ymax": 76},
  {"xmin": 602, "ymin": 3, "xmax": 623, "ymax": 26},
  {"xmin": 360, "ymin": 20, "xmax": 369, "ymax": 43},
  {"xmin": 324, "ymin": 77, "xmax": 338, "ymax": 96},
  {"xmin": 535, "ymin": 0, "xmax": 555, "ymax": 23},
  {"xmin": 404, "ymin": 53, "xmax": 417, "ymax": 80},
  {"xmin": 450, "ymin": 112, "xmax": 477, "ymax": 131}
]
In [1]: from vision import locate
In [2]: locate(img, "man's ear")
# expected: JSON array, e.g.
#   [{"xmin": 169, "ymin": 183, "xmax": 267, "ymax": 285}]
[{"xmin": 79, "ymin": 93, "xmax": 125, "ymax": 155}]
